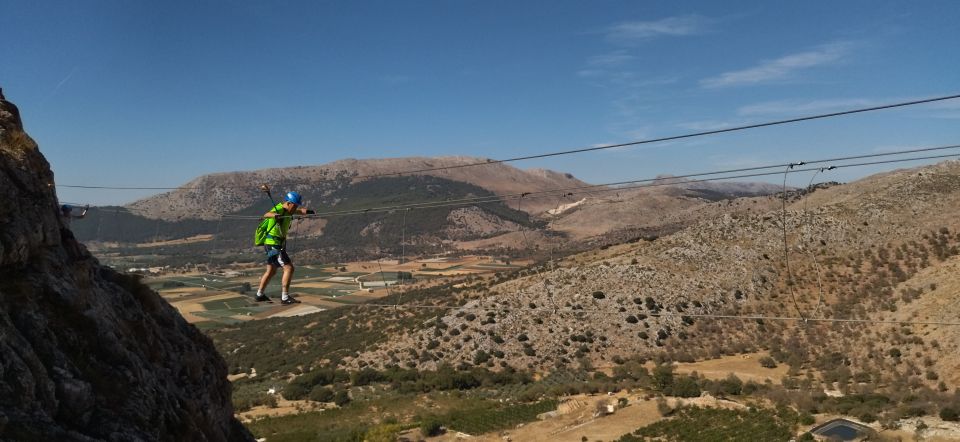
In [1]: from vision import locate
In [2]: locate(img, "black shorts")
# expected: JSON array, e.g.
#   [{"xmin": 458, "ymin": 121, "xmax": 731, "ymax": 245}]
[{"xmin": 264, "ymin": 246, "xmax": 292, "ymax": 268}]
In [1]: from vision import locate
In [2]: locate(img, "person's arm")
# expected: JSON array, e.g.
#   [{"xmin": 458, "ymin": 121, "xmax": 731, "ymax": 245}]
[
  {"xmin": 78, "ymin": 205, "xmax": 88, "ymax": 219},
  {"xmin": 298, "ymin": 207, "xmax": 315, "ymax": 215},
  {"xmin": 263, "ymin": 210, "xmax": 282, "ymax": 219}
]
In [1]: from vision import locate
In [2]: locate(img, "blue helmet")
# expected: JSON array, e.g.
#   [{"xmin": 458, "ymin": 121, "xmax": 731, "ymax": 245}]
[
  {"xmin": 284, "ymin": 191, "xmax": 303, "ymax": 206},
  {"xmin": 61, "ymin": 204, "xmax": 72, "ymax": 212}
]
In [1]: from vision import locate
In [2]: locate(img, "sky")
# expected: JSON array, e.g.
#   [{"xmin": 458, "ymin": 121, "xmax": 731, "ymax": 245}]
[{"xmin": 2, "ymin": 0, "xmax": 959, "ymax": 205}]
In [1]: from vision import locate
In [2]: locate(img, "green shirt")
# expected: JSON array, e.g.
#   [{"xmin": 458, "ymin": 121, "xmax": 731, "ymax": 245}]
[{"xmin": 263, "ymin": 203, "xmax": 291, "ymax": 246}]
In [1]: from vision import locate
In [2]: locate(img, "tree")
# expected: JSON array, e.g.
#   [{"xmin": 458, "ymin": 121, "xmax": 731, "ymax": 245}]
[
  {"xmin": 671, "ymin": 376, "xmax": 701, "ymax": 398},
  {"xmin": 652, "ymin": 363, "xmax": 674, "ymax": 392}
]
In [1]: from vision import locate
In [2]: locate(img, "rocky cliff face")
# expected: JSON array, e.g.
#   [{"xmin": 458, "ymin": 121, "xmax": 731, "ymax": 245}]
[{"xmin": 0, "ymin": 98, "xmax": 251, "ymax": 440}]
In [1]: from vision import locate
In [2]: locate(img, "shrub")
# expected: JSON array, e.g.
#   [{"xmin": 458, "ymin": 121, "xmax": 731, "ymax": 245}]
[
  {"xmin": 759, "ymin": 356, "xmax": 777, "ymax": 369},
  {"xmin": 420, "ymin": 416, "xmax": 444, "ymax": 436},
  {"xmin": 671, "ymin": 376, "xmax": 701, "ymax": 398},
  {"xmin": 474, "ymin": 350, "xmax": 490, "ymax": 365},
  {"xmin": 309, "ymin": 386, "xmax": 334, "ymax": 402},
  {"xmin": 592, "ymin": 291, "xmax": 606, "ymax": 299},
  {"xmin": 351, "ymin": 367, "xmax": 386, "ymax": 386},
  {"xmin": 282, "ymin": 381, "xmax": 310, "ymax": 400},
  {"xmin": 941, "ymin": 407, "xmax": 960, "ymax": 422},
  {"xmin": 333, "ymin": 390, "xmax": 351, "ymax": 407}
]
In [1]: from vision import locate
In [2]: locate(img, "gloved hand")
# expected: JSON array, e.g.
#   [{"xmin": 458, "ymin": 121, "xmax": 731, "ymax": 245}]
[{"xmin": 305, "ymin": 209, "xmax": 316, "ymax": 215}]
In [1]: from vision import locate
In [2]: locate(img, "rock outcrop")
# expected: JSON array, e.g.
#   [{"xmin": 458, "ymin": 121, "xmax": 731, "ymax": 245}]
[{"xmin": 0, "ymin": 97, "xmax": 252, "ymax": 440}]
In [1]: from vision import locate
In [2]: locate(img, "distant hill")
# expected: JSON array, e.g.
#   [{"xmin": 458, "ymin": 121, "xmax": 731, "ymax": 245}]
[
  {"xmin": 127, "ymin": 156, "xmax": 591, "ymax": 220},
  {"xmin": 76, "ymin": 157, "xmax": 786, "ymax": 263}
]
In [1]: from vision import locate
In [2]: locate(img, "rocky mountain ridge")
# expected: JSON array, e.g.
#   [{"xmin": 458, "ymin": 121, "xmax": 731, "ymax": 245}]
[
  {"xmin": 0, "ymin": 98, "xmax": 251, "ymax": 440},
  {"xmin": 128, "ymin": 156, "xmax": 590, "ymax": 220}
]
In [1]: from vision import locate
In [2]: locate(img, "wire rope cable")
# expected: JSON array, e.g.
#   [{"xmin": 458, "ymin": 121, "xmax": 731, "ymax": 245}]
[{"xmin": 56, "ymin": 95, "xmax": 960, "ymax": 191}]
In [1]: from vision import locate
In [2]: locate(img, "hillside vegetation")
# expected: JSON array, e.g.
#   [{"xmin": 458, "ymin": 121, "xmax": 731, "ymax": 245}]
[{"xmin": 208, "ymin": 160, "xmax": 960, "ymax": 440}]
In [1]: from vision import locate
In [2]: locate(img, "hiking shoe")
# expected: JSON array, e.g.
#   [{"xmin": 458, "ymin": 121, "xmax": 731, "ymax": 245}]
[
  {"xmin": 254, "ymin": 294, "xmax": 272, "ymax": 303},
  {"xmin": 281, "ymin": 297, "xmax": 301, "ymax": 305}
]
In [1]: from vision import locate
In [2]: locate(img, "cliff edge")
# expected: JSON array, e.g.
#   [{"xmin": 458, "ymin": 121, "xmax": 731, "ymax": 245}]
[{"xmin": 0, "ymin": 97, "xmax": 252, "ymax": 440}]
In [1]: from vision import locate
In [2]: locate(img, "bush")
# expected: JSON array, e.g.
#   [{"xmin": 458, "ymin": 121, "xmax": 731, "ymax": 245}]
[
  {"xmin": 282, "ymin": 381, "xmax": 310, "ymax": 400},
  {"xmin": 351, "ymin": 367, "xmax": 386, "ymax": 386},
  {"xmin": 309, "ymin": 386, "xmax": 334, "ymax": 402},
  {"xmin": 333, "ymin": 390, "xmax": 351, "ymax": 407},
  {"xmin": 420, "ymin": 416, "xmax": 444, "ymax": 436},
  {"xmin": 759, "ymin": 356, "xmax": 777, "ymax": 368},
  {"xmin": 941, "ymin": 407, "xmax": 960, "ymax": 422},
  {"xmin": 592, "ymin": 291, "xmax": 605, "ymax": 299},
  {"xmin": 474, "ymin": 350, "xmax": 490, "ymax": 365}
]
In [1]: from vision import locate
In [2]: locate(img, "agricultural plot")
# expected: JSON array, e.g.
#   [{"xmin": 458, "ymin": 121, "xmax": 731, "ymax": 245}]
[
  {"xmin": 291, "ymin": 286, "xmax": 355, "ymax": 297},
  {"xmin": 145, "ymin": 254, "xmax": 531, "ymax": 327},
  {"xmin": 201, "ymin": 296, "xmax": 256, "ymax": 310},
  {"xmin": 290, "ymin": 266, "xmax": 335, "ymax": 279}
]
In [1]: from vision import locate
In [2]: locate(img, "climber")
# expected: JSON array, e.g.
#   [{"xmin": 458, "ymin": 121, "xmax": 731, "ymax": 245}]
[
  {"xmin": 255, "ymin": 191, "xmax": 314, "ymax": 305},
  {"xmin": 60, "ymin": 204, "xmax": 88, "ymax": 227}
]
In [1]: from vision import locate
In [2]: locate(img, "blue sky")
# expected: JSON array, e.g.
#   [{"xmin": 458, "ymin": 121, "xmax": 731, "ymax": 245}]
[{"xmin": 2, "ymin": 0, "xmax": 959, "ymax": 205}]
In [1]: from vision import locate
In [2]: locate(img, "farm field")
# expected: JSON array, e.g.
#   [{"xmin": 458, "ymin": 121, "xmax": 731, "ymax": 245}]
[{"xmin": 148, "ymin": 255, "xmax": 526, "ymax": 328}]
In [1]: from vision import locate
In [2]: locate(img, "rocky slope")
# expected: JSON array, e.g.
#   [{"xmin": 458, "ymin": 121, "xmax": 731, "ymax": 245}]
[
  {"xmin": 0, "ymin": 98, "xmax": 251, "ymax": 440},
  {"xmin": 349, "ymin": 160, "xmax": 960, "ymax": 383}
]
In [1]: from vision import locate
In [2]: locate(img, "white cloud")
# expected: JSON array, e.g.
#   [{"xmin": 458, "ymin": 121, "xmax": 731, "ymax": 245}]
[
  {"xmin": 701, "ymin": 42, "xmax": 852, "ymax": 88},
  {"xmin": 605, "ymin": 15, "xmax": 711, "ymax": 43}
]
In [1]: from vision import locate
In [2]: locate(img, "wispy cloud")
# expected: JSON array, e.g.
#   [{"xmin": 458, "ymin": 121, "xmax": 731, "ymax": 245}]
[
  {"xmin": 737, "ymin": 97, "xmax": 876, "ymax": 116},
  {"xmin": 676, "ymin": 120, "xmax": 736, "ymax": 131},
  {"xmin": 604, "ymin": 15, "xmax": 712, "ymax": 43},
  {"xmin": 737, "ymin": 95, "xmax": 960, "ymax": 120},
  {"xmin": 925, "ymin": 99, "xmax": 960, "ymax": 119},
  {"xmin": 586, "ymin": 51, "xmax": 635, "ymax": 67},
  {"xmin": 700, "ymin": 42, "xmax": 853, "ymax": 88}
]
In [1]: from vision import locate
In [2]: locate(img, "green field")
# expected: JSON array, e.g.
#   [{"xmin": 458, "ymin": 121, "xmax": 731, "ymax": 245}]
[{"xmin": 201, "ymin": 296, "xmax": 255, "ymax": 310}]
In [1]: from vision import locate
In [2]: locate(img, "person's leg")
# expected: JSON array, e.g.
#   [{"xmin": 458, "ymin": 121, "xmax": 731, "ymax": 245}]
[
  {"xmin": 258, "ymin": 265, "xmax": 277, "ymax": 292},
  {"xmin": 256, "ymin": 265, "xmax": 277, "ymax": 301},
  {"xmin": 281, "ymin": 264, "xmax": 295, "ymax": 293},
  {"xmin": 277, "ymin": 249, "xmax": 300, "ymax": 304}
]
